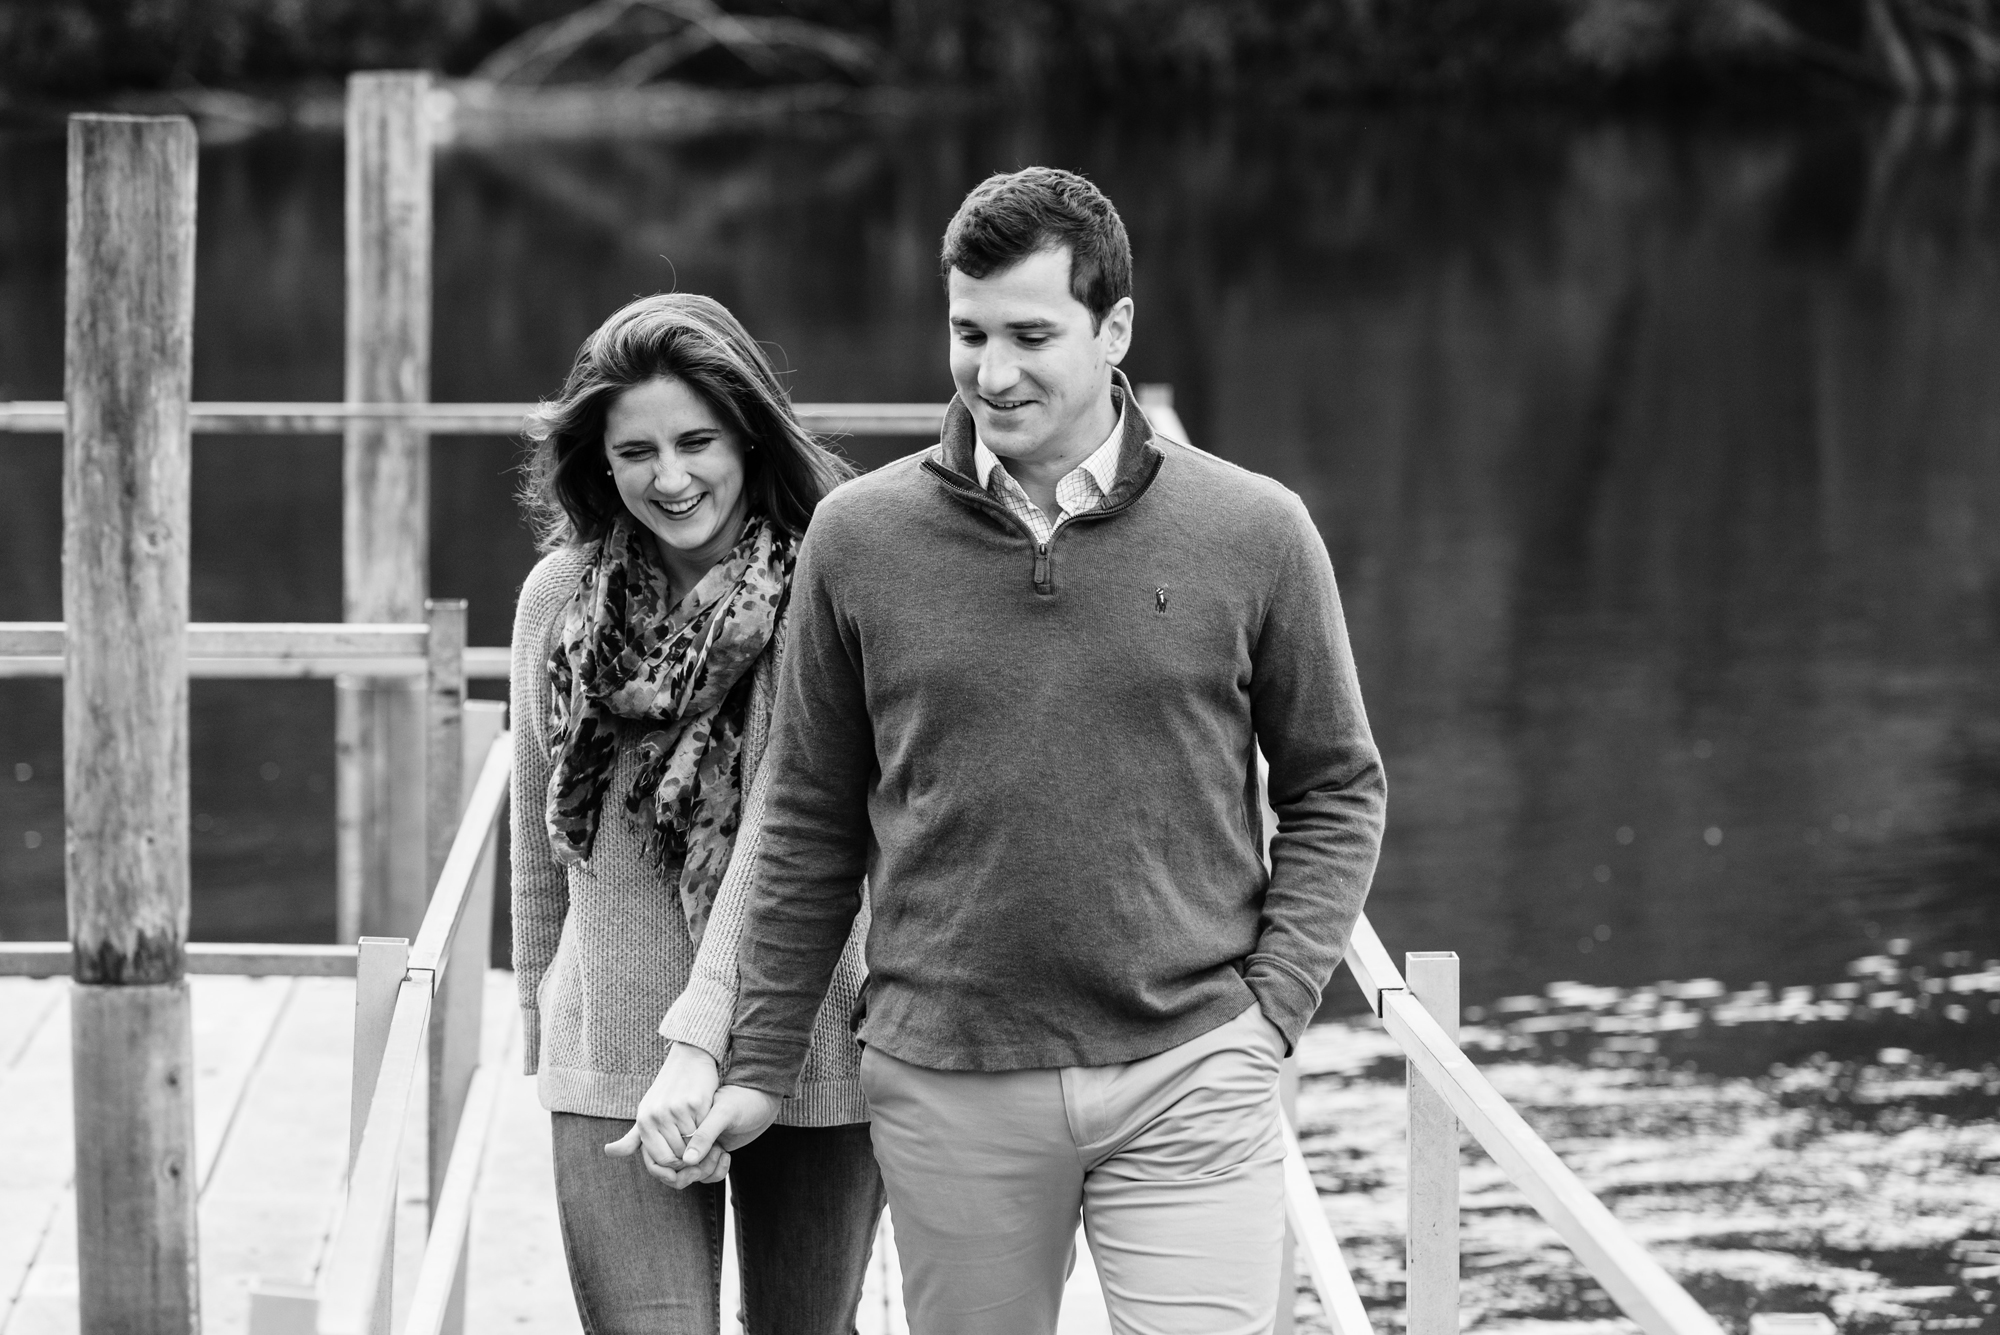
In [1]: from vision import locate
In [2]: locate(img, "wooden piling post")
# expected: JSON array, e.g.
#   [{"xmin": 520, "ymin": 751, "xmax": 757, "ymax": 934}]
[
  {"xmin": 63, "ymin": 112, "xmax": 201, "ymax": 1334},
  {"xmin": 338, "ymin": 70, "xmax": 434, "ymax": 943},
  {"xmin": 1405, "ymin": 952, "xmax": 1462, "ymax": 1335}
]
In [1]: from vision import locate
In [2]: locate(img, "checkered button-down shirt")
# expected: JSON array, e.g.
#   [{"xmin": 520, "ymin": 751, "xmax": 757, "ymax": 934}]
[{"xmin": 972, "ymin": 403, "xmax": 1125, "ymax": 544}]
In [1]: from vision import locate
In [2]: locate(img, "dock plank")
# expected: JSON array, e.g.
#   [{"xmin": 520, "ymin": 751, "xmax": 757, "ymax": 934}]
[
  {"xmin": 201, "ymin": 977, "xmax": 354, "ymax": 1334},
  {"xmin": 192, "ymin": 976, "xmax": 297, "ymax": 1192},
  {"xmin": 4, "ymin": 1197, "xmax": 75, "ymax": 1335},
  {"xmin": 466, "ymin": 973, "xmax": 583, "ymax": 1333},
  {"xmin": 0, "ymin": 981, "xmax": 72, "ymax": 1335},
  {"xmin": 0, "ymin": 980, "xmax": 61, "ymax": 1073},
  {"xmin": 0, "ymin": 970, "xmax": 1119, "ymax": 1333}
]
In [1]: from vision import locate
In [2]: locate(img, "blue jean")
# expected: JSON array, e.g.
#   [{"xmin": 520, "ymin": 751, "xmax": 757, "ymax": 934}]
[{"xmin": 551, "ymin": 1113, "xmax": 885, "ymax": 1335}]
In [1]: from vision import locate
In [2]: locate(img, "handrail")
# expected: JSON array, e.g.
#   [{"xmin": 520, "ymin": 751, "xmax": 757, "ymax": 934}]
[
  {"xmin": 403, "ymin": 1040, "xmax": 512, "ymax": 1335},
  {"xmin": 1343, "ymin": 914, "xmax": 1406, "ymax": 1017},
  {"xmin": 408, "ymin": 734, "xmax": 513, "ymax": 977},
  {"xmin": 1374, "ymin": 984, "xmax": 1724, "ymax": 1335},
  {"xmin": 1281, "ymin": 1117, "xmax": 1374, "ymax": 1335},
  {"xmin": 309, "ymin": 729, "xmax": 511, "ymax": 1334},
  {"xmin": 0, "ymin": 399, "xmax": 946, "ymax": 436},
  {"xmin": 317, "ymin": 971, "xmax": 432, "ymax": 1335}
]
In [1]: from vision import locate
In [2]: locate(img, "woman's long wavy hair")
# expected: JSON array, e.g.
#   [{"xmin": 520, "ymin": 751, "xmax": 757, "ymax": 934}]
[{"xmin": 521, "ymin": 293, "xmax": 854, "ymax": 551}]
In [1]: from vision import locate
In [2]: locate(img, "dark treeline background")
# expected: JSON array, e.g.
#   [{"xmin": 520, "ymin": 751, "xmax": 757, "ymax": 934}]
[{"xmin": 3, "ymin": 0, "xmax": 1998, "ymax": 103}]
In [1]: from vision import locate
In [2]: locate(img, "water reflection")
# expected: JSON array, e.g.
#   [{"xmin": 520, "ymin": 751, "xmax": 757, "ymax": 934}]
[{"xmin": 1, "ymin": 105, "xmax": 1995, "ymax": 1010}]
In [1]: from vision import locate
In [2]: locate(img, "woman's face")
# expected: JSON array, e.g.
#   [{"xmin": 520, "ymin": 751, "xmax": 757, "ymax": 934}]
[{"xmin": 603, "ymin": 375, "xmax": 751, "ymax": 580}]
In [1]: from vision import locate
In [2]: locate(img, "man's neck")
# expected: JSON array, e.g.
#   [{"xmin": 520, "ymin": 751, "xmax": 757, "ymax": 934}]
[{"xmin": 1000, "ymin": 384, "xmax": 1119, "ymax": 517}]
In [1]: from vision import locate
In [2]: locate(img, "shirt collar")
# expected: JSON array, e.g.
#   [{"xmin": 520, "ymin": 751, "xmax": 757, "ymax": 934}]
[{"xmin": 974, "ymin": 395, "xmax": 1125, "ymax": 496}]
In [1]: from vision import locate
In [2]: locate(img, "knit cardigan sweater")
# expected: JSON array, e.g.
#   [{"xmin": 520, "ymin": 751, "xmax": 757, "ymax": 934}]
[{"xmin": 510, "ymin": 545, "xmax": 867, "ymax": 1125}]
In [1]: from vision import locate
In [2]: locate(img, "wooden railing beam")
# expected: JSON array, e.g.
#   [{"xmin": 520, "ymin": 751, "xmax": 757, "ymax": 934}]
[
  {"xmin": 0, "ymin": 942, "xmax": 361, "ymax": 978},
  {"xmin": 322, "ymin": 967, "xmax": 432, "ymax": 1335},
  {"xmin": 0, "ymin": 400, "xmax": 951, "ymax": 436}
]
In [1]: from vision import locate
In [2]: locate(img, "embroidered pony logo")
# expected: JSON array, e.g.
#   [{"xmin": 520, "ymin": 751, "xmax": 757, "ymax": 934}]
[{"xmin": 1154, "ymin": 586, "xmax": 1170, "ymax": 616}]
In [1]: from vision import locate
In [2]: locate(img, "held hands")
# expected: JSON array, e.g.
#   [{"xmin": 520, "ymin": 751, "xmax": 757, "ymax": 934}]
[
  {"xmin": 604, "ymin": 1042, "xmax": 782, "ymax": 1189},
  {"xmin": 606, "ymin": 1042, "xmax": 727, "ymax": 1187}
]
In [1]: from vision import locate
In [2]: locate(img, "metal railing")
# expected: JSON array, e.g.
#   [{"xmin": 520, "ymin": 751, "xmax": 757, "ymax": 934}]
[
  {"xmin": 305, "ymin": 726, "xmax": 511, "ymax": 1335},
  {"xmin": 1130, "ymin": 392, "xmax": 1724, "ymax": 1335},
  {"xmin": 1284, "ymin": 918, "xmax": 1727, "ymax": 1335}
]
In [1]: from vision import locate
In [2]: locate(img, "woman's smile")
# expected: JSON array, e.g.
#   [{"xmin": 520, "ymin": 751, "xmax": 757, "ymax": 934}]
[
  {"xmin": 603, "ymin": 375, "xmax": 750, "ymax": 595},
  {"xmin": 652, "ymin": 491, "xmax": 706, "ymax": 520}
]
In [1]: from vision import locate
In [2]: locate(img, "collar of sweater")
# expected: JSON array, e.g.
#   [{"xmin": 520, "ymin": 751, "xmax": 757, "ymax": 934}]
[{"xmin": 929, "ymin": 367, "xmax": 1165, "ymax": 517}]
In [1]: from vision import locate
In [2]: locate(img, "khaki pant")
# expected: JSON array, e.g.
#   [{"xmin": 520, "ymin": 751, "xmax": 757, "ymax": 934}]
[{"xmin": 860, "ymin": 1004, "xmax": 1287, "ymax": 1335}]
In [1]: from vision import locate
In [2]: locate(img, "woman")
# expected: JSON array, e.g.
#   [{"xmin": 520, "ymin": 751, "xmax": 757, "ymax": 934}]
[{"xmin": 511, "ymin": 292, "xmax": 879, "ymax": 1334}]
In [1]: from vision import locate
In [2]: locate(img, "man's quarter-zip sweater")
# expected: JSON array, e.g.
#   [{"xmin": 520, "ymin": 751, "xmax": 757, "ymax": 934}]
[{"xmin": 726, "ymin": 383, "xmax": 1387, "ymax": 1088}]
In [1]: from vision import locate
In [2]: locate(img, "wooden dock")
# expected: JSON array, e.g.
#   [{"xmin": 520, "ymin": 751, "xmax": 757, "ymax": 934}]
[
  {"xmin": 0, "ymin": 88, "xmax": 1738, "ymax": 1335},
  {"xmin": 0, "ymin": 970, "xmax": 1116, "ymax": 1335}
]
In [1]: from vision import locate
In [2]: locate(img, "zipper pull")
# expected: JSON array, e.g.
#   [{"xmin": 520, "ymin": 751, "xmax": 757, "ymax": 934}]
[{"xmin": 1034, "ymin": 541, "xmax": 1050, "ymax": 588}]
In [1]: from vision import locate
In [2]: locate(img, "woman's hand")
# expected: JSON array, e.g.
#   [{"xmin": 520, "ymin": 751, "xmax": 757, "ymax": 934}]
[
  {"xmin": 605, "ymin": 1042, "xmax": 728, "ymax": 1187},
  {"xmin": 681, "ymin": 1085, "xmax": 782, "ymax": 1163}
]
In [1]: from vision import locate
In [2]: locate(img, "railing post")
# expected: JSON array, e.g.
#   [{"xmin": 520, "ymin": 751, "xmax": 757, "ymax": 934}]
[
  {"xmin": 1405, "ymin": 952, "xmax": 1461, "ymax": 1335},
  {"xmin": 63, "ymin": 111, "xmax": 201, "ymax": 1335},
  {"xmin": 425, "ymin": 699, "xmax": 504, "ymax": 1335},
  {"xmin": 1276, "ymin": 1055, "xmax": 1301, "ymax": 1335},
  {"xmin": 425, "ymin": 598, "xmax": 467, "ymax": 893},
  {"xmin": 353, "ymin": 936, "xmax": 410, "ymax": 1335},
  {"xmin": 338, "ymin": 70, "xmax": 433, "ymax": 943},
  {"xmin": 1245, "ymin": 738, "xmax": 1301, "ymax": 1333}
]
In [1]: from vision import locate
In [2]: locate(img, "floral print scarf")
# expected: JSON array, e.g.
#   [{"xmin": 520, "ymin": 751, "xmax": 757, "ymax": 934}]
[{"xmin": 545, "ymin": 513, "xmax": 794, "ymax": 947}]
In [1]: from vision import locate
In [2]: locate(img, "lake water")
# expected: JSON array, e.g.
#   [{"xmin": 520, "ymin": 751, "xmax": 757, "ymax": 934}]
[{"xmin": 2, "ymin": 102, "xmax": 1997, "ymax": 1018}]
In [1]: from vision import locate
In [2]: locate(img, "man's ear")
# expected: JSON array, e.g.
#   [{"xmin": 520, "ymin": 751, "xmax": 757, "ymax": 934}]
[{"xmin": 1101, "ymin": 296, "xmax": 1135, "ymax": 366}]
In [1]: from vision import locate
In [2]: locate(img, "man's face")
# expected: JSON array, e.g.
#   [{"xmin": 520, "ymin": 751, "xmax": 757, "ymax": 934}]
[{"xmin": 947, "ymin": 246, "xmax": 1133, "ymax": 465}]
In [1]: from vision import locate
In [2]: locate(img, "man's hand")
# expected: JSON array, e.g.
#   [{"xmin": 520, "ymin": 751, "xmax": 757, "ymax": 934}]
[
  {"xmin": 604, "ymin": 1042, "xmax": 730, "ymax": 1188},
  {"xmin": 1256, "ymin": 1010, "xmax": 1289, "ymax": 1056},
  {"xmin": 683, "ymin": 1085, "xmax": 782, "ymax": 1166}
]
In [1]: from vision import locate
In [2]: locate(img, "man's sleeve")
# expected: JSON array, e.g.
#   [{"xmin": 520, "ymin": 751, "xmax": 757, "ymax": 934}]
[
  {"xmin": 723, "ymin": 525, "xmax": 874, "ymax": 1096},
  {"xmin": 1245, "ymin": 495, "xmax": 1388, "ymax": 1050}
]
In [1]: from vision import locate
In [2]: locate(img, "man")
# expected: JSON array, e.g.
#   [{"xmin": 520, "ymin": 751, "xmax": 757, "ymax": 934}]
[{"xmin": 690, "ymin": 167, "xmax": 1386, "ymax": 1332}]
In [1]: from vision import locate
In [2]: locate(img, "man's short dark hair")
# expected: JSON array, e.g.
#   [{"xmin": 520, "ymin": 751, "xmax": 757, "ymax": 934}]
[{"xmin": 940, "ymin": 167, "xmax": 1132, "ymax": 331}]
